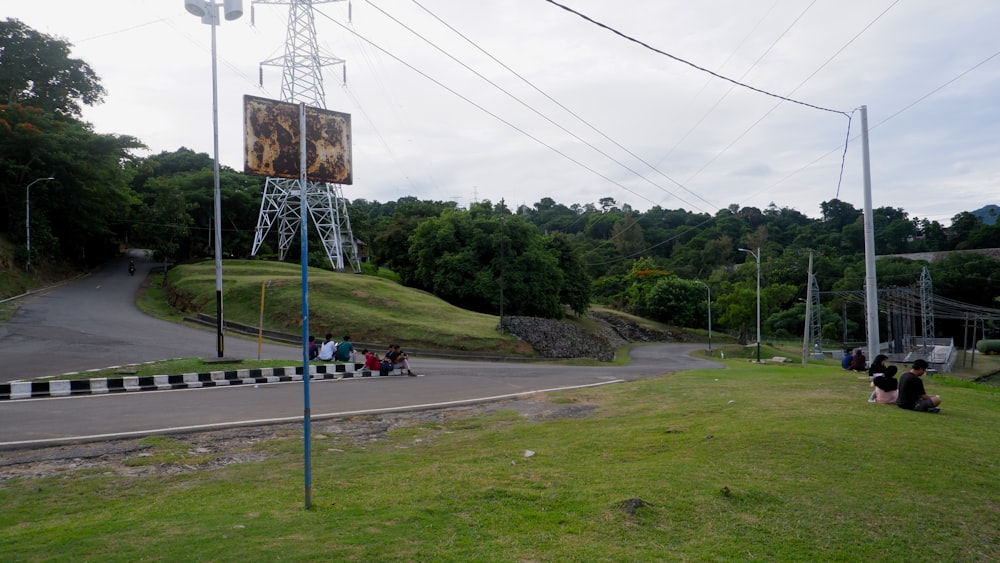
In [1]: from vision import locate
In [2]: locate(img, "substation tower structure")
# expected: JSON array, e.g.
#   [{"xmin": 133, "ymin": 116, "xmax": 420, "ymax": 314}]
[{"xmin": 250, "ymin": 0, "xmax": 361, "ymax": 272}]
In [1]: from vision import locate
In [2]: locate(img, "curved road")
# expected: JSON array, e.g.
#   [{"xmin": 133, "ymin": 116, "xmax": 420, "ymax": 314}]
[{"xmin": 0, "ymin": 253, "xmax": 722, "ymax": 447}]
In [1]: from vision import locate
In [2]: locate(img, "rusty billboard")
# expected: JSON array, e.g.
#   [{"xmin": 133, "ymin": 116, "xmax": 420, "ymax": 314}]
[{"xmin": 243, "ymin": 95, "xmax": 352, "ymax": 184}]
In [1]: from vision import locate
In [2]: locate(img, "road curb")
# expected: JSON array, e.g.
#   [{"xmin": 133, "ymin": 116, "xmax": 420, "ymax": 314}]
[{"xmin": 0, "ymin": 362, "xmax": 409, "ymax": 401}]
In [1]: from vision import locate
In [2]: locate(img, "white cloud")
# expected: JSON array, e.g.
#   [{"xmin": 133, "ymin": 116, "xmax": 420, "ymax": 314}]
[{"xmin": 5, "ymin": 0, "xmax": 1000, "ymax": 224}]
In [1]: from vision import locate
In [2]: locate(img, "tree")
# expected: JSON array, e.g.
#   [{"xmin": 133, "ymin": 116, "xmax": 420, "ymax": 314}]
[
  {"xmin": 611, "ymin": 212, "xmax": 646, "ymax": 259},
  {"xmin": 142, "ymin": 177, "xmax": 194, "ymax": 265},
  {"xmin": 544, "ymin": 233, "xmax": 591, "ymax": 315},
  {"xmin": 645, "ymin": 277, "xmax": 702, "ymax": 327},
  {"xmin": 820, "ymin": 199, "xmax": 861, "ymax": 230},
  {"xmin": 0, "ymin": 19, "xmax": 105, "ymax": 117},
  {"xmin": 716, "ymin": 285, "xmax": 755, "ymax": 344},
  {"xmin": 946, "ymin": 211, "xmax": 983, "ymax": 250},
  {"xmin": 0, "ymin": 102, "xmax": 142, "ymax": 265},
  {"xmin": 407, "ymin": 207, "xmax": 576, "ymax": 318}
]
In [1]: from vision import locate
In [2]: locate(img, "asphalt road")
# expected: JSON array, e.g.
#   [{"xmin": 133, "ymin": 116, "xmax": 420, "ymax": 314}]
[{"xmin": 0, "ymin": 253, "xmax": 722, "ymax": 447}]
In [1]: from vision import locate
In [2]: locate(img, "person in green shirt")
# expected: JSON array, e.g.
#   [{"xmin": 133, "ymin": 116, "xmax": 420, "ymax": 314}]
[{"xmin": 335, "ymin": 335, "xmax": 354, "ymax": 362}]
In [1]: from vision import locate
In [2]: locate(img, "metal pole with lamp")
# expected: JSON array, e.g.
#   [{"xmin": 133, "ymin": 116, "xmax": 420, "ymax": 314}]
[
  {"xmin": 183, "ymin": 0, "xmax": 243, "ymax": 357},
  {"xmin": 694, "ymin": 280, "xmax": 712, "ymax": 355},
  {"xmin": 25, "ymin": 177, "xmax": 55, "ymax": 272},
  {"xmin": 739, "ymin": 247, "xmax": 761, "ymax": 363}
]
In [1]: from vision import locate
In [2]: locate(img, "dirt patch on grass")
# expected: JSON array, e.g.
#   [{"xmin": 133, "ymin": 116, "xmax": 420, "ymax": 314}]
[{"xmin": 0, "ymin": 397, "xmax": 596, "ymax": 482}]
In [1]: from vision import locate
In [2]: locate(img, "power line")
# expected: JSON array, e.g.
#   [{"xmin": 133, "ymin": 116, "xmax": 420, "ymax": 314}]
[
  {"xmin": 312, "ymin": 7, "xmax": 665, "ymax": 210},
  {"xmin": 407, "ymin": 0, "xmax": 718, "ymax": 215},
  {"xmin": 655, "ymin": 0, "xmax": 819, "ymax": 168},
  {"xmin": 363, "ymin": 0, "xmax": 709, "ymax": 215},
  {"xmin": 541, "ymin": 0, "xmax": 849, "ymax": 117}
]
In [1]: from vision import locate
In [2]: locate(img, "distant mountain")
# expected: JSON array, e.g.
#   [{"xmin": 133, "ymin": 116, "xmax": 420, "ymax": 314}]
[{"xmin": 972, "ymin": 205, "xmax": 999, "ymax": 225}]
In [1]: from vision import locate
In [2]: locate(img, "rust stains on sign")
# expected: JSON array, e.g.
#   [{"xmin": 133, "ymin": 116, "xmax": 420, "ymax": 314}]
[{"xmin": 243, "ymin": 95, "xmax": 352, "ymax": 184}]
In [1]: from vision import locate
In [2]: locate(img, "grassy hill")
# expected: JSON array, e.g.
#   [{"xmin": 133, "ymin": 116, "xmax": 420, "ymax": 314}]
[{"xmin": 161, "ymin": 260, "xmax": 535, "ymax": 355}]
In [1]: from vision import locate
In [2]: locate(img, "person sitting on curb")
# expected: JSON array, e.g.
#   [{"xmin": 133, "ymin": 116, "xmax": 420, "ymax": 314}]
[
  {"xmin": 896, "ymin": 359, "xmax": 941, "ymax": 413},
  {"xmin": 871, "ymin": 365, "xmax": 899, "ymax": 404},
  {"xmin": 335, "ymin": 335, "xmax": 354, "ymax": 362},
  {"xmin": 385, "ymin": 344, "xmax": 415, "ymax": 376},
  {"xmin": 308, "ymin": 335, "xmax": 319, "ymax": 361},
  {"xmin": 317, "ymin": 333, "xmax": 336, "ymax": 362},
  {"xmin": 362, "ymin": 349, "xmax": 381, "ymax": 373}
]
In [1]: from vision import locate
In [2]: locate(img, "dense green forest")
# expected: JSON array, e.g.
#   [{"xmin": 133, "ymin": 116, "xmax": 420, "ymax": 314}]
[{"xmin": 3, "ymin": 18, "xmax": 999, "ymax": 346}]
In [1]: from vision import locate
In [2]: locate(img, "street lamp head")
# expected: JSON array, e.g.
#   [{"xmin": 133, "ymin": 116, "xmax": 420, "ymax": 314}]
[
  {"xmin": 184, "ymin": 0, "xmax": 208, "ymax": 17},
  {"xmin": 223, "ymin": 0, "xmax": 243, "ymax": 20},
  {"xmin": 185, "ymin": 0, "xmax": 242, "ymax": 21}
]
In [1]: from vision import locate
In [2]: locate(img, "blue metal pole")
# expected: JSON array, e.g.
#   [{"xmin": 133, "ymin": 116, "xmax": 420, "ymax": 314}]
[{"xmin": 299, "ymin": 102, "xmax": 312, "ymax": 509}]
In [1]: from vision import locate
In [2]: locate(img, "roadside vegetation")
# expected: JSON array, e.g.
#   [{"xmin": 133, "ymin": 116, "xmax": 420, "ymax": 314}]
[
  {"xmin": 160, "ymin": 260, "xmax": 533, "ymax": 354},
  {"xmin": 2, "ymin": 359, "xmax": 998, "ymax": 561}
]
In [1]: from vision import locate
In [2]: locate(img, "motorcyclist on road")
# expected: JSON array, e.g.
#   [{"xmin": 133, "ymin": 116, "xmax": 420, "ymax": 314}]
[{"xmin": 128, "ymin": 260, "xmax": 136, "ymax": 276}]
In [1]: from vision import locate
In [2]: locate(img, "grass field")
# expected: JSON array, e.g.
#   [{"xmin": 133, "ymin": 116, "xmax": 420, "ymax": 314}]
[
  {"xmin": 2, "ymin": 357, "xmax": 998, "ymax": 561},
  {"xmin": 160, "ymin": 260, "xmax": 535, "ymax": 355}
]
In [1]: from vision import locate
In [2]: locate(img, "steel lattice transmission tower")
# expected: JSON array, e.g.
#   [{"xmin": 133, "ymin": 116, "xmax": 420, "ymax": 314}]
[
  {"xmin": 919, "ymin": 266, "xmax": 935, "ymax": 354},
  {"xmin": 250, "ymin": 0, "xmax": 360, "ymax": 272},
  {"xmin": 806, "ymin": 272, "xmax": 823, "ymax": 354}
]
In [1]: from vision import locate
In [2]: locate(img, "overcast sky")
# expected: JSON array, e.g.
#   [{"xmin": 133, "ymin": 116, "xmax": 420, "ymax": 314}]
[{"xmin": 7, "ymin": 0, "xmax": 1000, "ymax": 223}]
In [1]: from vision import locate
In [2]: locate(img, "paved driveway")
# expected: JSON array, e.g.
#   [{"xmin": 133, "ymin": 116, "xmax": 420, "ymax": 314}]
[
  {"xmin": 0, "ymin": 254, "xmax": 722, "ymax": 447},
  {"xmin": 0, "ymin": 251, "xmax": 300, "ymax": 383}
]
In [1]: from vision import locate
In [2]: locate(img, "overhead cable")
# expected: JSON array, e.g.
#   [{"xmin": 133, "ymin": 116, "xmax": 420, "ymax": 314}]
[
  {"xmin": 541, "ymin": 0, "xmax": 849, "ymax": 117},
  {"xmin": 312, "ymin": 7, "xmax": 664, "ymax": 209}
]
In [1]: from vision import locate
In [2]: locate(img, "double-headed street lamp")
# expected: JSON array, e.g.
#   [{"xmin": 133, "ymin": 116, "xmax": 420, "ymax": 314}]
[
  {"xmin": 184, "ymin": 0, "xmax": 243, "ymax": 358},
  {"xmin": 25, "ymin": 176, "xmax": 55, "ymax": 272},
  {"xmin": 739, "ymin": 247, "xmax": 761, "ymax": 363}
]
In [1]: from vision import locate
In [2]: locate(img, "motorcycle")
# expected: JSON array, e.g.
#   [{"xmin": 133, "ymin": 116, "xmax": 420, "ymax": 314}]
[{"xmin": 128, "ymin": 261, "xmax": 136, "ymax": 276}]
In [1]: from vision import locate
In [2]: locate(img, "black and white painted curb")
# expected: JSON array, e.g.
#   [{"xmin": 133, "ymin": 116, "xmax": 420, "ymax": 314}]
[{"xmin": 0, "ymin": 363, "xmax": 412, "ymax": 401}]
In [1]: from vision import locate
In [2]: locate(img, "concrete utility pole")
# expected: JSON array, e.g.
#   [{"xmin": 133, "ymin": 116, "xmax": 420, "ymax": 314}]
[
  {"xmin": 860, "ymin": 105, "xmax": 880, "ymax": 361},
  {"xmin": 802, "ymin": 252, "xmax": 813, "ymax": 365}
]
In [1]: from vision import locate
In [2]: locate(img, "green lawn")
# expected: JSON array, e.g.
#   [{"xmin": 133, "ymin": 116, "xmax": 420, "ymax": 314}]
[
  {"xmin": 160, "ymin": 260, "xmax": 534, "ymax": 355},
  {"xmin": 2, "ymin": 359, "xmax": 997, "ymax": 561}
]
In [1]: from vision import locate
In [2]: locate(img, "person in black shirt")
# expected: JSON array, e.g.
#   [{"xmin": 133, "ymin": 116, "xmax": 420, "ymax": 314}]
[
  {"xmin": 896, "ymin": 359, "xmax": 941, "ymax": 412},
  {"xmin": 384, "ymin": 344, "xmax": 414, "ymax": 376}
]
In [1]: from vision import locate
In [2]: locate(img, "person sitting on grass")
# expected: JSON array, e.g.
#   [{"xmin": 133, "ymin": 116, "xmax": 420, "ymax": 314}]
[
  {"xmin": 896, "ymin": 359, "xmax": 941, "ymax": 413},
  {"xmin": 841, "ymin": 348, "xmax": 853, "ymax": 370},
  {"xmin": 866, "ymin": 354, "xmax": 890, "ymax": 402},
  {"xmin": 871, "ymin": 365, "xmax": 899, "ymax": 404},
  {"xmin": 384, "ymin": 344, "xmax": 414, "ymax": 376},
  {"xmin": 849, "ymin": 348, "xmax": 867, "ymax": 372}
]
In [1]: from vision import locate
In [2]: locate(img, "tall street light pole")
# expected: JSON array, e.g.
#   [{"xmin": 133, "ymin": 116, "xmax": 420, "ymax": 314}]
[
  {"xmin": 739, "ymin": 247, "xmax": 761, "ymax": 363},
  {"xmin": 694, "ymin": 280, "xmax": 712, "ymax": 356},
  {"xmin": 25, "ymin": 176, "xmax": 55, "ymax": 272},
  {"xmin": 184, "ymin": 0, "xmax": 243, "ymax": 357}
]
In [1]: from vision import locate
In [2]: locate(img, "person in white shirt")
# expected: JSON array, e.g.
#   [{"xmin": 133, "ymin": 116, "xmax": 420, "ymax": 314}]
[{"xmin": 317, "ymin": 333, "xmax": 337, "ymax": 361}]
